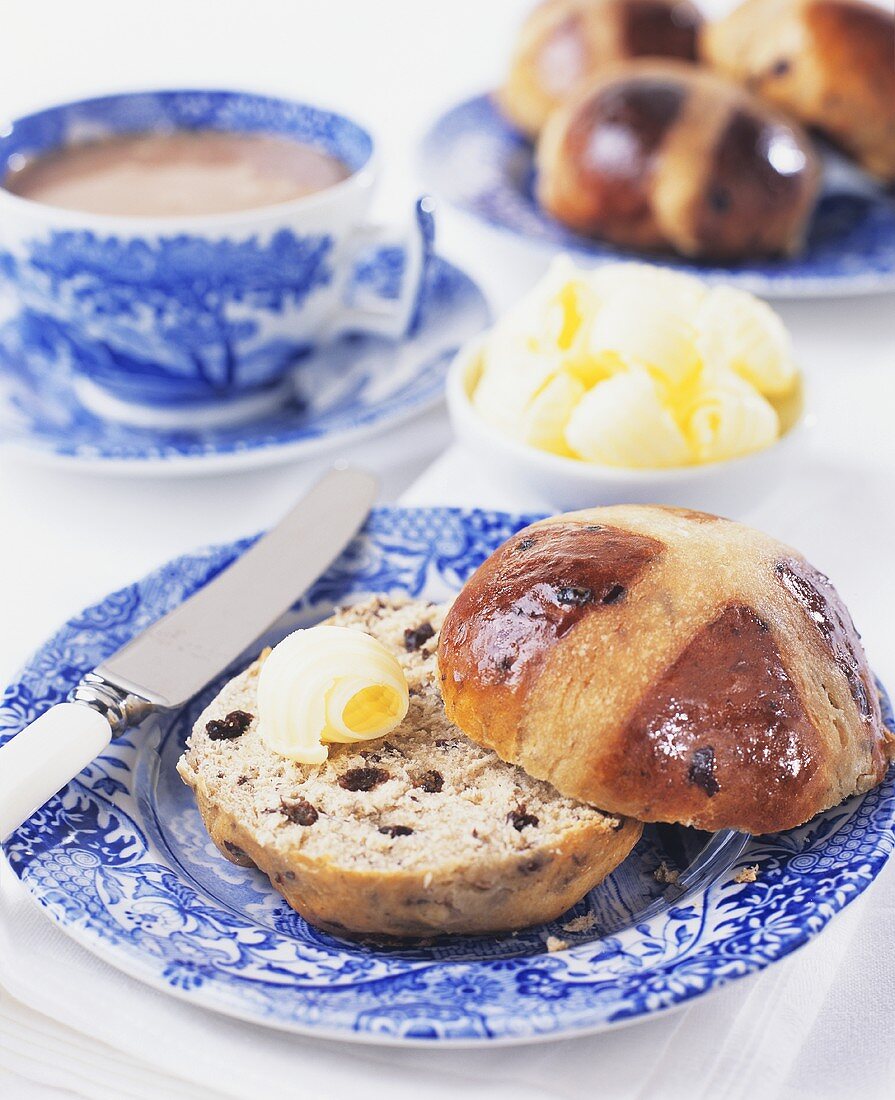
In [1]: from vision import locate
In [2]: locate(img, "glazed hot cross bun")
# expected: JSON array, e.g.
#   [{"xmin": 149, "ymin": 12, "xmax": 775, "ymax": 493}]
[
  {"xmin": 536, "ymin": 60, "xmax": 821, "ymax": 259},
  {"xmin": 499, "ymin": 0, "xmax": 703, "ymax": 137},
  {"xmin": 438, "ymin": 506, "xmax": 894, "ymax": 835},
  {"xmin": 702, "ymin": 0, "xmax": 895, "ymax": 184}
]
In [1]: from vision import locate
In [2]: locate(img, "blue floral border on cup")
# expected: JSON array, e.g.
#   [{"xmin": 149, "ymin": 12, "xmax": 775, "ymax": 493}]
[{"xmin": 0, "ymin": 90, "xmax": 431, "ymax": 412}]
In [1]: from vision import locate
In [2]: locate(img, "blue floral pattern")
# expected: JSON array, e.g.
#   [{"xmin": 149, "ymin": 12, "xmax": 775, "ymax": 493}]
[
  {"xmin": 352, "ymin": 246, "xmax": 405, "ymax": 303},
  {"xmin": 0, "ymin": 230, "xmax": 335, "ymax": 403},
  {"xmin": 0, "ymin": 89, "xmax": 415, "ymax": 406},
  {"xmin": 419, "ymin": 95, "xmax": 895, "ymax": 297},
  {"xmin": 2, "ymin": 507, "xmax": 893, "ymax": 1044},
  {"xmin": 347, "ymin": 199, "xmax": 437, "ymax": 336},
  {"xmin": 0, "ymin": 256, "xmax": 489, "ymax": 470}
]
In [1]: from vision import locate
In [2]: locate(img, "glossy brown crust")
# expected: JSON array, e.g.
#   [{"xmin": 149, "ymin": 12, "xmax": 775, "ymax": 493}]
[
  {"xmin": 541, "ymin": 75, "xmax": 686, "ymax": 248},
  {"xmin": 774, "ymin": 557, "xmax": 878, "ymax": 729},
  {"xmin": 692, "ymin": 109, "xmax": 814, "ymax": 259},
  {"xmin": 701, "ymin": 0, "xmax": 895, "ymax": 183},
  {"xmin": 536, "ymin": 60, "xmax": 821, "ymax": 259},
  {"xmin": 438, "ymin": 505, "xmax": 895, "ymax": 834},
  {"xmin": 622, "ymin": 0, "xmax": 700, "ymax": 57},
  {"xmin": 610, "ymin": 605, "xmax": 824, "ymax": 831},
  {"xmin": 440, "ymin": 523, "xmax": 663, "ymax": 749},
  {"xmin": 499, "ymin": 0, "xmax": 702, "ymax": 137}
]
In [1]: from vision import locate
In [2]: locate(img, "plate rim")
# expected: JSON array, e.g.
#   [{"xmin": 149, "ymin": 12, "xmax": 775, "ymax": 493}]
[
  {"xmin": 3, "ymin": 870, "xmax": 725, "ymax": 1049},
  {"xmin": 3, "ymin": 505, "xmax": 894, "ymax": 1045}
]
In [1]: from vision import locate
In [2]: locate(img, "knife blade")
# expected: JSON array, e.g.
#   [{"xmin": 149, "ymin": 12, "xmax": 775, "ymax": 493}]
[
  {"xmin": 0, "ymin": 466, "xmax": 378, "ymax": 840},
  {"xmin": 96, "ymin": 465, "xmax": 378, "ymax": 708}
]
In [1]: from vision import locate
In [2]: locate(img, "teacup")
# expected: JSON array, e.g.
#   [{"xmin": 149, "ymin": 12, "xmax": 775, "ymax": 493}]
[{"xmin": 0, "ymin": 89, "xmax": 434, "ymax": 425}]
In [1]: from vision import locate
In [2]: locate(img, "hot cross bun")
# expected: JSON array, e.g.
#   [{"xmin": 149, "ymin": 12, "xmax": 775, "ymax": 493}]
[
  {"xmin": 535, "ymin": 60, "xmax": 821, "ymax": 259},
  {"xmin": 500, "ymin": 0, "xmax": 702, "ymax": 137},
  {"xmin": 438, "ymin": 506, "xmax": 894, "ymax": 834},
  {"xmin": 702, "ymin": 0, "xmax": 895, "ymax": 184}
]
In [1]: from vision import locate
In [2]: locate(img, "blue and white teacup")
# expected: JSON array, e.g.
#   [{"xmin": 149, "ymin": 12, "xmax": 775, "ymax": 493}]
[{"xmin": 0, "ymin": 89, "xmax": 434, "ymax": 425}]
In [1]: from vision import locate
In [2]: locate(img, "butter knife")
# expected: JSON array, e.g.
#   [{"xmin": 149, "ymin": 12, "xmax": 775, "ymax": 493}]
[{"xmin": 0, "ymin": 466, "xmax": 378, "ymax": 841}]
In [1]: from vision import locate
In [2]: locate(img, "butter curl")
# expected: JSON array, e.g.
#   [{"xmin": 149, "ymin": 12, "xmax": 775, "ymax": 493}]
[{"xmin": 256, "ymin": 626, "xmax": 409, "ymax": 764}]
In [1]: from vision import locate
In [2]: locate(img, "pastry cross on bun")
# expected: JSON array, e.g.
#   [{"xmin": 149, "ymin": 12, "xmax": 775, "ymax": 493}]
[
  {"xmin": 438, "ymin": 506, "xmax": 894, "ymax": 835},
  {"xmin": 701, "ymin": 0, "xmax": 895, "ymax": 184},
  {"xmin": 536, "ymin": 60, "xmax": 821, "ymax": 259},
  {"xmin": 500, "ymin": 0, "xmax": 703, "ymax": 137}
]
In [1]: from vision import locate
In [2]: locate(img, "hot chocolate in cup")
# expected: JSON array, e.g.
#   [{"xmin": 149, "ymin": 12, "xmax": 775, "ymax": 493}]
[{"xmin": 0, "ymin": 89, "xmax": 434, "ymax": 426}]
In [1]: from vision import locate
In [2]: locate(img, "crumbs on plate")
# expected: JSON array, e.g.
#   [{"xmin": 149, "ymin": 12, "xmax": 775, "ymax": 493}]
[
  {"xmin": 545, "ymin": 935, "xmax": 569, "ymax": 953},
  {"xmin": 561, "ymin": 913, "xmax": 597, "ymax": 934},
  {"xmin": 734, "ymin": 864, "xmax": 760, "ymax": 884},
  {"xmin": 654, "ymin": 860, "xmax": 680, "ymax": 885}
]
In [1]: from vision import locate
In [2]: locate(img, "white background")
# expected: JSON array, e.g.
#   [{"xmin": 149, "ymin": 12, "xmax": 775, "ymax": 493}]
[{"xmin": 0, "ymin": 2, "xmax": 894, "ymax": 1097}]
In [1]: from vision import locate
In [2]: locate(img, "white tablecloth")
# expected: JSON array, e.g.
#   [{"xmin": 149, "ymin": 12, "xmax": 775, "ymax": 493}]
[{"xmin": 2, "ymin": 1, "xmax": 895, "ymax": 1096}]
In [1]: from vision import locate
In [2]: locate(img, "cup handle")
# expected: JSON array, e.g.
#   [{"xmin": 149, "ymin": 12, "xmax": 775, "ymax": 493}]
[{"xmin": 325, "ymin": 196, "xmax": 436, "ymax": 342}]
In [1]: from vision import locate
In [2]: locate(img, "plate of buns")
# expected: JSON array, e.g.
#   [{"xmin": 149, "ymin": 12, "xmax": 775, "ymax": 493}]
[
  {"xmin": 3, "ymin": 504, "xmax": 893, "ymax": 1043},
  {"xmin": 420, "ymin": 0, "xmax": 895, "ymax": 296}
]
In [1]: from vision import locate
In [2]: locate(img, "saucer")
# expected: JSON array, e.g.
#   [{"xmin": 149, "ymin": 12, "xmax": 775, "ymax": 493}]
[
  {"xmin": 419, "ymin": 94, "xmax": 895, "ymax": 299},
  {"xmin": 0, "ymin": 255, "xmax": 489, "ymax": 475}
]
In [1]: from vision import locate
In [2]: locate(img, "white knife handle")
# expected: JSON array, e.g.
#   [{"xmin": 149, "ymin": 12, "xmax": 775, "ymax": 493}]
[{"xmin": 0, "ymin": 703, "xmax": 113, "ymax": 841}]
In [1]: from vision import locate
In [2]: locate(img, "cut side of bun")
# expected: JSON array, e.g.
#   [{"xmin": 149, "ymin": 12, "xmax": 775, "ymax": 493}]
[{"xmin": 178, "ymin": 596, "xmax": 642, "ymax": 938}]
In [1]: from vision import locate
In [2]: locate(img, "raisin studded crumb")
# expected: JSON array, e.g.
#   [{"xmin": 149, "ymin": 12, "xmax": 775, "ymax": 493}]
[
  {"xmin": 338, "ymin": 766, "xmax": 390, "ymax": 792},
  {"xmin": 415, "ymin": 769, "xmax": 444, "ymax": 793},
  {"xmin": 179, "ymin": 596, "xmax": 625, "ymax": 876},
  {"xmin": 404, "ymin": 622, "xmax": 435, "ymax": 651},
  {"xmin": 206, "ymin": 710, "xmax": 253, "ymax": 741},
  {"xmin": 281, "ymin": 798, "xmax": 319, "ymax": 826},
  {"xmin": 507, "ymin": 805, "xmax": 539, "ymax": 831}
]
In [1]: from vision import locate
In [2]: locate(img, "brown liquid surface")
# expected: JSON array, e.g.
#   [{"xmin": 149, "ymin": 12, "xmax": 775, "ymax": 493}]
[{"xmin": 3, "ymin": 130, "xmax": 351, "ymax": 216}]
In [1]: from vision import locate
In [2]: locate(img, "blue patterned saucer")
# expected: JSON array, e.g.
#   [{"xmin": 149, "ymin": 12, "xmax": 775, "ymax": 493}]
[
  {"xmin": 420, "ymin": 94, "xmax": 895, "ymax": 298},
  {"xmin": 0, "ymin": 256, "xmax": 488, "ymax": 475},
  {"xmin": 2, "ymin": 507, "xmax": 893, "ymax": 1044}
]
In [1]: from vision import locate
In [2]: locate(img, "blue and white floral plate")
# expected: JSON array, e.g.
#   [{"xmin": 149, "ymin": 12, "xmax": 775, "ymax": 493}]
[
  {"xmin": 0, "ymin": 256, "xmax": 488, "ymax": 475},
  {"xmin": 420, "ymin": 94, "xmax": 895, "ymax": 299},
  {"xmin": 2, "ymin": 507, "xmax": 893, "ymax": 1045}
]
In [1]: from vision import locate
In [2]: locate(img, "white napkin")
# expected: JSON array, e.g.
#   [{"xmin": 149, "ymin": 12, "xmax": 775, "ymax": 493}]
[{"xmin": 3, "ymin": 442, "xmax": 895, "ymax": 1100}]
